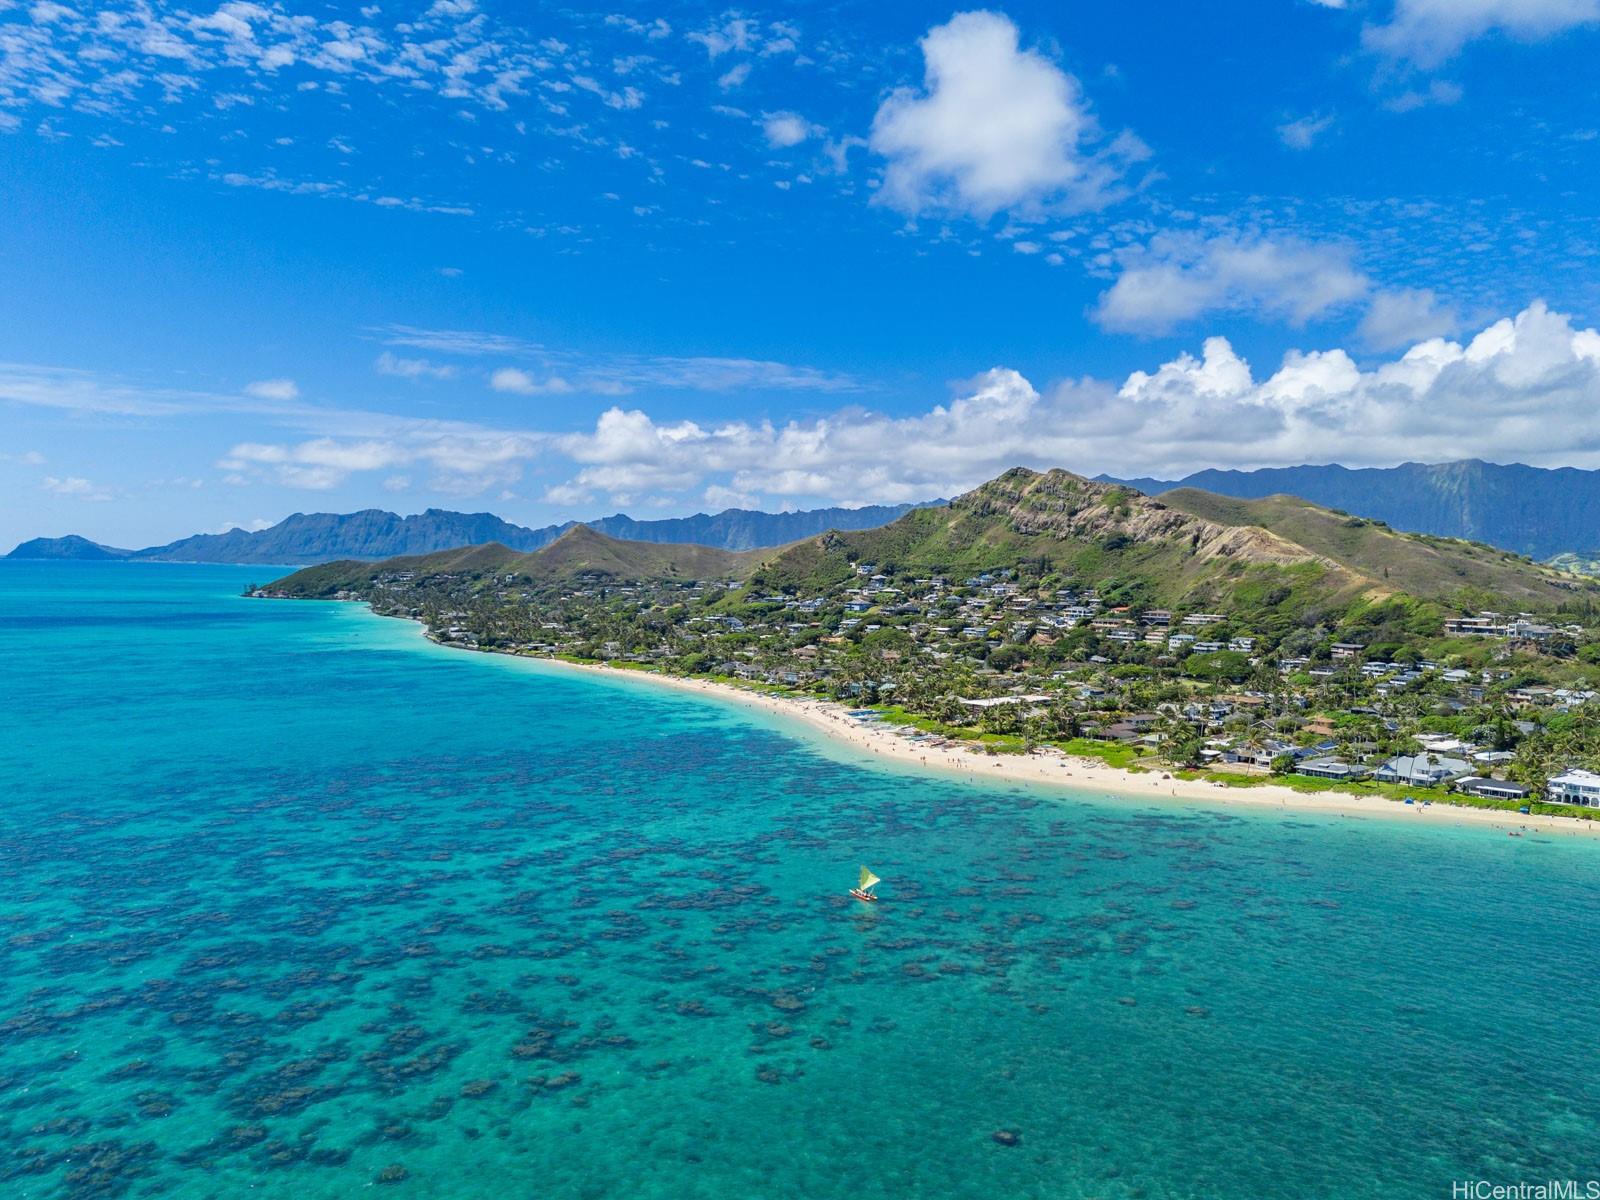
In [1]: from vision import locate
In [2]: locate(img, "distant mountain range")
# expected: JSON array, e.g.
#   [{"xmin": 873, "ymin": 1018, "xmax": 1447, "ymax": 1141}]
[
  {"xmin": 5, "ymin": 502, "xmax": 934, "ymax": 565},
  {"xmin": 21, "ymin": 458, "xmax": 1600, "ymax": 567},
  {"xmin": 1102, "ymin": 460, "xmax": 1600, "ymax": 561}
]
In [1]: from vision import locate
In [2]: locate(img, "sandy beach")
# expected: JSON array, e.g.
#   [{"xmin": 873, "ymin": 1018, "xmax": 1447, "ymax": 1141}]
[{"xmin": 397, "ymin": 620, "xmax": 1600, "ymax": 839}]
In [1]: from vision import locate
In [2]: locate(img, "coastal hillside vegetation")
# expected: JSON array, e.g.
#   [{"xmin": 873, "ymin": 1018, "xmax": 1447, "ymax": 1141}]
[{"xmin": 1160, "ymin": 489, "xmax": 1586, "ymax": 609}]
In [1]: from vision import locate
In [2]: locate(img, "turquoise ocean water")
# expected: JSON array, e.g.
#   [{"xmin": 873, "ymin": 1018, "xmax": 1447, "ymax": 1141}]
[{"xmin": 2, "ymin": 561, "xmax": 1598, "ymax": 1199}]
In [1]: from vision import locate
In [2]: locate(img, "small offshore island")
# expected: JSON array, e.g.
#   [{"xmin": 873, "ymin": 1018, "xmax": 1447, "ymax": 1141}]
[{"xmin": 257, "ymin": 468, "xmax": 1600, "ymax": 830}]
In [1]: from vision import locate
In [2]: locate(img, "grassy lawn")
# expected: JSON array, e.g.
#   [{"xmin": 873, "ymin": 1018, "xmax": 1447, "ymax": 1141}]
[
  {"xmin": 1181, "ymin": 770, "xmax": 1594, "ymax": 818},
  {"xmin": 874, "ymin": 705, "xmax": 950, "ymax": 734},
  {"xmin": 872, "ymin": 709, "xmax": 1147, "ymax": 759},
  {"xmin": 699, "ymin": 673, "xmax": 799, "ymax": 697},
  {"xmin": 1050, "ymin": 737, "xmax": 1142, "ymax": 769}
]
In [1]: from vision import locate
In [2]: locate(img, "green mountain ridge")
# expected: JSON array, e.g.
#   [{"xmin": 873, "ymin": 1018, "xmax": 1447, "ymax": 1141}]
[
  {"xmin": 747, "ymin": 469, "xmax": 1346, "ymax": 603},
  {"xmin": 263, "ymin": 525, "xmax": 781, "ymax": 597},
  {"xmin": 1157, "ymin": 489, "xmax": 1584, "ymax": 607},
  {"xmin": 748, "ymin": 468, "xmax": 1595, "ymax": 611}
]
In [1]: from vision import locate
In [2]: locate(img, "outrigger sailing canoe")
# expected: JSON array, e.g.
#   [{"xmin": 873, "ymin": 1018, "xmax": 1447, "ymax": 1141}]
[{"xmin": 850, "ymin": 866, "xmax": 881, "ymax": 903}]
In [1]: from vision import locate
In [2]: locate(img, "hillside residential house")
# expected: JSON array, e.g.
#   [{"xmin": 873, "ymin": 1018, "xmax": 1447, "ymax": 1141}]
[
  {"xmin": 1372, "ymin": 754, "xmax": 1471, "ymax": 787},
  {"xmin": 1544, "ymin": 769, "xmax": 1600, "ymax": 808},
  {"xmin": 1444, "ymin": 616, "xmax": 1506, "ymax": 637}
]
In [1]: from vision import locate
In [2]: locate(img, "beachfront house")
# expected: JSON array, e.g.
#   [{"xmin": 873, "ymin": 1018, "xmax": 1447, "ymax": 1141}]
[
  {"xmin": 1296, "ymin": 757, "xmax": 1367, "ymax": 781},
  {"xmin": 1224, "ymin": 739, "xmax": 1298, "ymax": 769},
  {"xmin": 1372, "ymin": 754, "xmax": 1470, "ymax": 787},
  {"xmin": 1544, "ymin": 768, "xmax": 1600, "ymax": 808},
  {"xmin": 1454, "ymin": 777, "xmax": 1532, "ymax": 802}
]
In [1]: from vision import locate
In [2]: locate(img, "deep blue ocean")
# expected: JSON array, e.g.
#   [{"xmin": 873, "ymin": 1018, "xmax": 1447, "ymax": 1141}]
[{"xmin": 2, "ymin": 561, "xmax": 1598, "ymax": 1199}]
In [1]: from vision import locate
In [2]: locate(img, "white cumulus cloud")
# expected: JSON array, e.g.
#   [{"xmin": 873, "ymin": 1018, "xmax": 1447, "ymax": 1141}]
[
  {"xmin": 533, "ymin": 302, "xmax": 1600, "ymax": 503},
  {"xmin": 1095, "ymin": 233, "xmax": 1369, "ymax": 334},
  {"xmin": 1101, "ymin": 301, "xmax": 1600, "ymax": 473},
  {"xmin": 191, "ymin": 304, "xmax": 1600, "ymax": 507},
  {"xmin": 1357, "ymin": 287, "xmax": 1460, "ymax": 350},
  {"xmin": 869, "ymin": 10, "xmax": 1142, "ymax": 221},
  {"xmin": 1365, "ymin": 0, "xmax": 1600, "ymax": 65}
]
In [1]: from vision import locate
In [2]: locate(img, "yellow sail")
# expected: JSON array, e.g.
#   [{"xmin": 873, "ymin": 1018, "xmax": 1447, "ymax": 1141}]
[{"xmin": 858, "ymin": 866, "xmax": 881, "ymax": 891}]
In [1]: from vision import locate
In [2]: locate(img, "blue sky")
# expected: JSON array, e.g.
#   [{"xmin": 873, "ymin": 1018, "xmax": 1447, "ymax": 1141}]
[{"xmin": 3, "ymin": 0, "xmax": 1600, "ymax": 547}]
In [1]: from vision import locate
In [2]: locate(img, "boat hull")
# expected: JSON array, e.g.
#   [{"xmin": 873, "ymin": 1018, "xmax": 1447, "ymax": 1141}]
[{"xmin": 849, "ymin": 888, "xmax": 879, "ymax": 903}]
